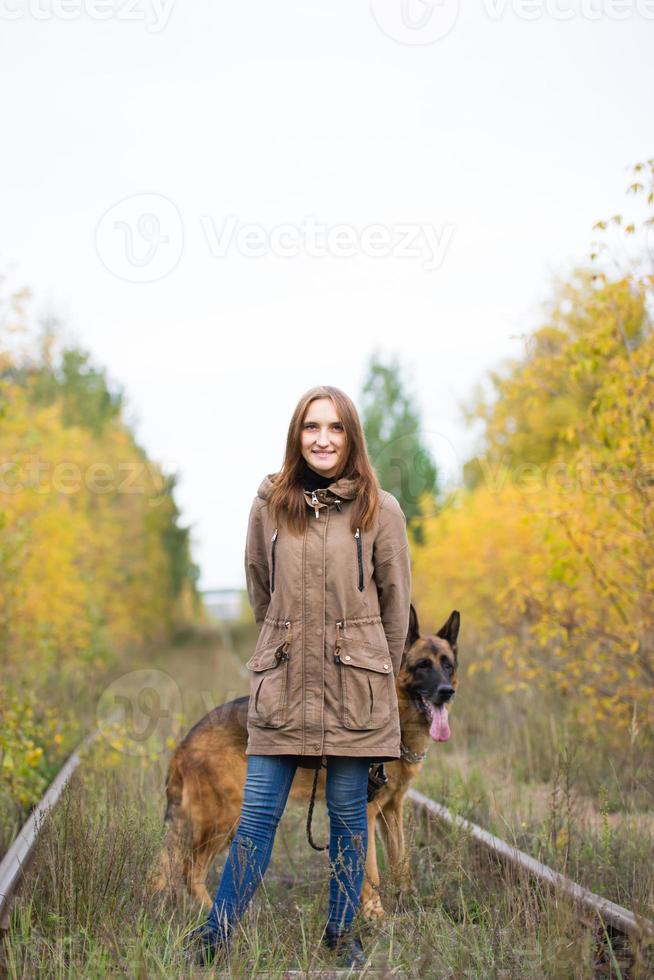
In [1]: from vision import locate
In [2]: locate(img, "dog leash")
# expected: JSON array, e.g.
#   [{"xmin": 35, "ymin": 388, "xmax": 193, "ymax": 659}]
[{"xmin": 306, "ymin": 761, "xmax": 328, "ymax": 851}]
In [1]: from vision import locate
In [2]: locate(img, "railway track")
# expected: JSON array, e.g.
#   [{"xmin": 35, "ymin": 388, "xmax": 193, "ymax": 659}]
[
  {"xmin": 1, "ymin": 715, "xmax": 652, "ymax": 976},
  {"xmin": 408, "ymin": 789, "xmax": 653, "ymax": 942},
  {"xmin": 0, "ymin": 709, "xmax": 122, "ymax": 932}
]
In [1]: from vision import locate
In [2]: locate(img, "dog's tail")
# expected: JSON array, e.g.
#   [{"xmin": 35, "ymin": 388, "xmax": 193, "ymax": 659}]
[
  {"xmin": 147, "ymin": 749, "xmax": 187, "ymax": 899},
  {"xmin": 163, "ymin": 748, "xmax": 185, "ymax": 824}
]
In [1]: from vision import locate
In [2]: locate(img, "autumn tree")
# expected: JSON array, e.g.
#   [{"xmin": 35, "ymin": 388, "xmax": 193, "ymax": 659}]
[
  {"xmin": 0, "ymin": 284, "xmax": 203, "ymax": 813},
  {"xmin": 413, "ymin": 159, "xmax": 654, "ymax": 743}
]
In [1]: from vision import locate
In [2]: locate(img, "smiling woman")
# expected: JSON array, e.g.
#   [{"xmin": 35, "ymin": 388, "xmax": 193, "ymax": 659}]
[
  {"xmin": 244, "ymin": 385, "xmax": 411, "ymax": 760},
  {"xmin": 184, "ymin": 384, "xmax": 412, "ymax": 968}
]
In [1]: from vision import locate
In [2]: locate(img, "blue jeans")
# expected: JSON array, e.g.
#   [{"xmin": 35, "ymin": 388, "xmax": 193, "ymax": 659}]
[{"xmin": 206, "ymin": 754, "xmax": 370, "ymax": 941}]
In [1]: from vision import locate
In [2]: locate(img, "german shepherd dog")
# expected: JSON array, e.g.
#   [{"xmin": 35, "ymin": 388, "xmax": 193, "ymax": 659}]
[{"xmin": 149, "ymin": 605, "xmax": 459, "ymax": 920}]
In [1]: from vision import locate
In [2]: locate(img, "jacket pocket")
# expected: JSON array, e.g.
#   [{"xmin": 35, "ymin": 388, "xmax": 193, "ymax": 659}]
[
  {"xmin": 246, "ymin": 621, "xmax": 291, "ymax": 728},
  {"xmin": 333, "ymin": 622, "xmax": 392, "ymax": 730}
]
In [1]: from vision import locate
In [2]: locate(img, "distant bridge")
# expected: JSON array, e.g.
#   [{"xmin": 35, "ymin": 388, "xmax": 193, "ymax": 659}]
[{"xmin": 201, "ymin": 588, "xmax": 243, "ymax": 622}]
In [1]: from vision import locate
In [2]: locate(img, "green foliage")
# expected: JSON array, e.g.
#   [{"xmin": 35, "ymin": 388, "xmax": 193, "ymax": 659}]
[
  {"xmin": 360, "ymin": 350, "xmax": 439, "ymax": 544},
  {"xmin": 25, "ymin": 322, "xmax": 124, "ymax": 437},
  {"xmin": 158, "ymin": 473, "xmax": 201, "ymax": 599},
  {"xmin": 0, "ymin": 687, "xmax": 71, "ymax": 811}
]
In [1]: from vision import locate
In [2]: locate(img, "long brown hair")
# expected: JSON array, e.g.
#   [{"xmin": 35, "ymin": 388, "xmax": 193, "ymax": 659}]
[{"xmin": 267, "ymin": 385, "xmax": 381, "ymax": 535}]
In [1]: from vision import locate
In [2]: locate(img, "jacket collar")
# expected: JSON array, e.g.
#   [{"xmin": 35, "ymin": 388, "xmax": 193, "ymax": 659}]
[{"xmin": 257, "ymin": 471, "xmax": 358, "ymax": 502}]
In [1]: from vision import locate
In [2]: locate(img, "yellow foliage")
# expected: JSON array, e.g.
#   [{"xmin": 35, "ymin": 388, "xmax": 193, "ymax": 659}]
[
  {"xmin": 0, "ymin": 368, "xmax": 194, "ymax": 676},
  {"xmin": 415, "ymin": 274, "xmax": 654, "ymax": 744},
  {"xmin": 0, "ymin": 311, "xmax": 201, "ymax": 816}
]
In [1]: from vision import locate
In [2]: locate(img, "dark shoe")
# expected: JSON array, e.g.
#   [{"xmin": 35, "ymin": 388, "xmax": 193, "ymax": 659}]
[
  {"xmin": 182, "ymin": 922, "xmax": 229, "ymax": 968},
  {"xmin": 335, "ymin": 934, "xmax": 367, "ymax": 969},
  {"xmin": 322, "ymin": 923, "xmax": 367, "ymax": 969}
]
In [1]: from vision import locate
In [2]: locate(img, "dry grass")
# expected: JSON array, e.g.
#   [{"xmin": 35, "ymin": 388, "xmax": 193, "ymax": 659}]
[{"xmin": 2, "ymin": 623, "xmax": 653, "ymax": 977}]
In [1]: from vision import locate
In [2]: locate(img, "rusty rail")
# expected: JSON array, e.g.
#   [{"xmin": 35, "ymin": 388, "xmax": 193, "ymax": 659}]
[
  {"xmin": 408, "ymin": 787, "xmax": 653, "ymax": 940},
  {"xmin": 2, "ymin": 723, "xmax": 651, "ymax": 956},
  {"xmin": 0, "ymin": 710, "xmax": 121, "ymax": 930}
]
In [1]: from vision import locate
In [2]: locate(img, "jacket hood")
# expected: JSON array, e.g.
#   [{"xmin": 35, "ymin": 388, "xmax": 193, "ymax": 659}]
[{"xmin": 257, "ymin": 471, "xmax": 358, "ymax": 502}]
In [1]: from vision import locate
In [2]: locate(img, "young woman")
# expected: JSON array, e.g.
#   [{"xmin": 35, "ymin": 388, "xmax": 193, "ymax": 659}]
[{"xmin": 184, "ymin": 384, "xmax": 412, "ymax": 968}]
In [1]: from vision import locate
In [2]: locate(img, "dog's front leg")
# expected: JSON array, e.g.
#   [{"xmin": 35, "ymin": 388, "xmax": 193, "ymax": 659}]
[
  {"xmin": 360, "ymin": 803, "xmax": 386, "ymax": 919},
  {"xmin": 379, "ymin": 798, "xmax": 415, "ymax": 903}
]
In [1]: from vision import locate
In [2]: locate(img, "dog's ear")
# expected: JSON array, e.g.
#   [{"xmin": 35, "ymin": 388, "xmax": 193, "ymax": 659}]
[
  {"xmin": 404, "ymin": 603, "xmax": 421, "ymax": 653},
  {"xmin": 436, "ymin": 610, "xmax": 460, "ymax": 657}
]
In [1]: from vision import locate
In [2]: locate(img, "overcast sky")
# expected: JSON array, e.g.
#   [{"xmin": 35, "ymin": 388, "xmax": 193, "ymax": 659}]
[{"xmin": 2, "ymin": 0, "xmax": 652, "ymax": 588}]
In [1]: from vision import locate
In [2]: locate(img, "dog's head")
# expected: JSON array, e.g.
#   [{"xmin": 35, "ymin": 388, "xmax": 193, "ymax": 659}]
[{"xmin": 402, "ymin": 605, "xmax": 460, "ymax": 742}]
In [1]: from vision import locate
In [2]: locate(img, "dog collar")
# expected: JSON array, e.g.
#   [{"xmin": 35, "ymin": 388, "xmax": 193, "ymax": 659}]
[{"xmin": 400, "ymin": 741, "xmax": 427, "ymax": 764}]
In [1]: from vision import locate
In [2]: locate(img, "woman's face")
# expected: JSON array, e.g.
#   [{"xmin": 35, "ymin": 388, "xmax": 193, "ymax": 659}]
[{"xmin": 300, "ymin": 397, "xmax": 347, "ymax": 479}]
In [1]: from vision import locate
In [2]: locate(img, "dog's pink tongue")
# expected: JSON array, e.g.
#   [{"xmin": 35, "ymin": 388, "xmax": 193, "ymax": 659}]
[{"xmin": 428, "ymin": 704, "xmax": 451, "ymax": 741}]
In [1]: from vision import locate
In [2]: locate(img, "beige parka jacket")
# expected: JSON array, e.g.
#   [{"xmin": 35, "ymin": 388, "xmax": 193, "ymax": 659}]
[{"xmin": 243, "ymin": 471, "xmax": 412, "ymax": 766}]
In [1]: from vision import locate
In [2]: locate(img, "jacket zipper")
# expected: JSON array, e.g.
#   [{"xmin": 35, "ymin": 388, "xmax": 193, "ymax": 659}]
[
  {"xmin": 271, "ymin": 528, "xmax": 278, "ymax": 592},
  {"xmin": 309, "ymin": 491, "xmax": 342, "ymax": 518},
  {"xmin": 354, "ymin": 527, "xmax": 364, "ymax": 591}
]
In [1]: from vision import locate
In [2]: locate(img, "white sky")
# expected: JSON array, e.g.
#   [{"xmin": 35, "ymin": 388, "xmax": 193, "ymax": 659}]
[{"xmin": 1, "ymin": 0, "xmax": 652, "ymax": 588}]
